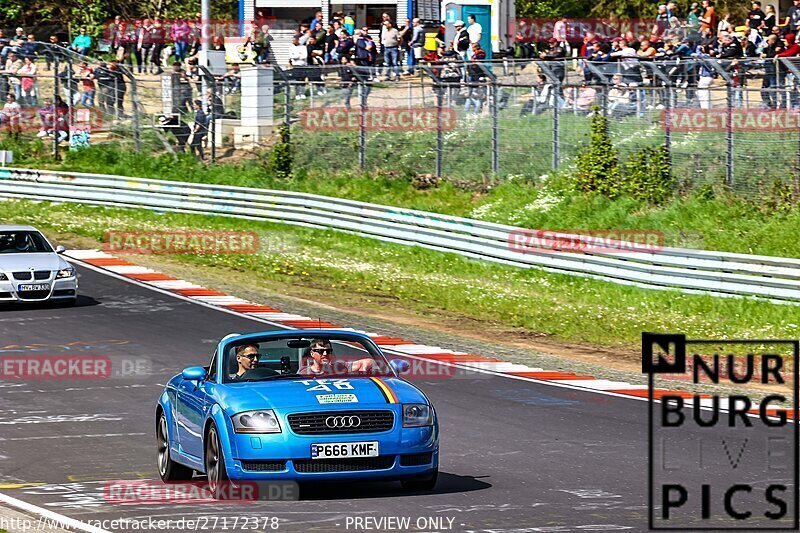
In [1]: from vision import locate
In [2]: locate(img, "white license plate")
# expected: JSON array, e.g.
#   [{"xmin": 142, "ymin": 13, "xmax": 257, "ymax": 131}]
[
  {"xmin": 311, "ymin": 441, "xmax": 379, "ymax": 459},
  {"xmin": 18, "ymin": 284, "xmax": 50, "ymax": 292}
]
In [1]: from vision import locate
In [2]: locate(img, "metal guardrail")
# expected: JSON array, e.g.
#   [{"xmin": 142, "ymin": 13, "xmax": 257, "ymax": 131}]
[{"xmin": 1, "ymin": 166, "xmax": 799, "ymax": 303}]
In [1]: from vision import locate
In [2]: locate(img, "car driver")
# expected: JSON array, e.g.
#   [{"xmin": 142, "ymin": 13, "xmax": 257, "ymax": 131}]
[
  {"xmin": 298, "ymin": 339, "xmax": 374, "ymax": 376},
  {"xmin": 230, "ymin": 343, "xmax": 259, "ymax": 380}
]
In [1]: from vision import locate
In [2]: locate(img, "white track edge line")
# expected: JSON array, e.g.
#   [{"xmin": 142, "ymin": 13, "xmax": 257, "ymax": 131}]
[{"xmin": 0, "ymin": 492, "xmax": 112, "ymax": 533}]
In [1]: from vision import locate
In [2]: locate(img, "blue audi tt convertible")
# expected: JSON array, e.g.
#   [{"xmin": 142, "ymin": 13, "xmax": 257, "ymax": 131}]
[{"xmin": 156, "ymin": 330, "xmax": 439, "ymax": 496}]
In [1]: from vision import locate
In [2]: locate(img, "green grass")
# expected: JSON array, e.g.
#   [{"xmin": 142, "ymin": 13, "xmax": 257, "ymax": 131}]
[
  {"xmin": 5, "ymin": 136, "xmax": 800, "ymax": 258},
  {"xmin": 4, "ymin": 198, "xmax": 800, "ymax": 349}
]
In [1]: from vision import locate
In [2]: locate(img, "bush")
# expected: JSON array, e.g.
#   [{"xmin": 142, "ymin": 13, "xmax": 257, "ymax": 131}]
[
  {"xmin": 574, "ymin": 109, "xmax": 621, "ymax": 197},
  {"xmin": 763, "ymin": 178, "xmax": 800, "ymax": 213},
  {"xmin": 265, "ymin": 124, "xmax": 293, "ymax": 179},
  {"xmin": 623, "ymin": 146, "xmax": 675, "ymax": 205}
]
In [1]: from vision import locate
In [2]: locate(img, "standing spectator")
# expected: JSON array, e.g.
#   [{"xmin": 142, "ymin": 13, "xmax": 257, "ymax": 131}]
[
  {"xmin": 717, "ymin": 13, "xmax": 733, "ymax": 38},
  {"xmin": 748, "ymin": 2, "xmax": 767, "ymax": 32},
  {"xmin": 108, "ymin": 61, "xmax": 127, "ymax": 117},
  {"xmin": 686, "ymin": 3, "xmax": 702, "ymax": 48},
  {"xmin": 408, "ymin": 18, "xmax": 425, "ymax": 73},
  {"xmin": 761, "ymin": 34, "xmax": 779, "ymax": 108},
  {"xmin": 151, "ymin": 18, "xmax": 167, "ymax": 74},
  {"xmin": 694, "ymin": 45, "xmax": 715, "ymax": 109},
  {"xmin": 4, "ymin": 52, "xmax": 23, "ymax": 99},
  {"xmin": 190, "ymin": 99, "xmax": 208, "ymax": 160},
  {"xmin": 310, "ymin": 11, "xmax": 324, "ymax": 32},
  {"xmin": 324, "ymin": 25, "xmax": 339, "ymax": 64},
  {"xmin": 654, "ymin": 5, "xmax": 670, "ymax": 40},
  {"xmin": 336, "ymin": 29, "xmax": 354, "ymax": 60},
  {"xmin": 466, "ymin": 14, "xmax": 483, "ymax": 59},
  {"xmin": 17, "ymin": 56, "xmax": 37, "ymax": 106},
  {"xmin": 206, "ymin": 87, "xmax": 224, "ymax": 118},
  {"xmin": 378, "ymin": 12, "xmax": 393, "ymax": 56},
  {"xmin": 112, "ymin": 21, "xmax": 128, "ymax": 63},
  {"xmin": 186, "ymin": 20, "xmax": 201, "ymax": 60},
  {"xmin": 344, "ymin": 13, "xmax": 356, "ymax": 35},
  {"xmin": 786, "ymin": 0, "xmax": 800, "ymax": 33},
  {"xmin": 354, "ymin": 28, "xmax": 376, "ymax": 68},
  {"xmin": 666, "ymin": 1, "xmax": 679, "ymax": 19},
  {"xmin": 700, "ymin": 0, "xmax": 717, "ymax": 36},
  {"xmin": 764, "ymin": 5, "xmax": 777, "ymax": 31},
  {"xmin": 553, "ymin": 15, "xmax": 569, "ymax": 53},
  {"xmin": 171, "ymin": 18, "xmax": 190, "ymax": 62},
  {"xmin": 289, "ymin": 36, "xmax": 308, "ymax": 67},
  {"xmin": 71, "ymin": 28, "xmax": 92, "ymax": 55},
  {"xmin": 0, "ymin": 31, "xmax": 9, "ymax": 60},
  {"xmin": 139, "ymin": 19, "xmax": 155, "ymax": 74},
  {"xmin": 44, "ymin": 35, "xmax": 60, "ymax": 71},
  {"xmin": 78, "ymin": 61, "xmax": 95, "ymax": 107},
  {"xmin": 94, "ymin": 61, "xmax": 113, "ymax": 112},
  {"xmin": 171, "ymin": 61, "xmax": 193, "ymax": 113},
  {"xmin": 464, "ymin": 42, "xmax": 486, "ymax": 114},
  {"xmin": 452, "ymin": 20, "xmax": 470, "ymax": 59},
  {"xmin": 381, "ymin": 20, "xmax": 400, "ymax": 80},
  {"xmin": 340, "ymin": 55, "xmax": 356, "ymax": 109}
]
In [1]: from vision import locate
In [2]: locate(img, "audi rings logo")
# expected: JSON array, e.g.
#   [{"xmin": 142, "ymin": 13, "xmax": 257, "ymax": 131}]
[{"xmin": 325, "ymin": 415, "xmax": 361, "ymax": 428}]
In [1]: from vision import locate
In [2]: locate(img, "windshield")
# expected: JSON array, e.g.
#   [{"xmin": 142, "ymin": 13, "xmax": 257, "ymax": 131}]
[
  {"xmin": 0, "ymin": 231, "xmax": 53, "ymax": 254},
  {"xmin": 223, "ymin": 335, "xmax": 395, "ymax": 383}
]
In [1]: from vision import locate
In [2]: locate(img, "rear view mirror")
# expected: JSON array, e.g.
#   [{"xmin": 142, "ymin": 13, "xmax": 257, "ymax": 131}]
[{"xmin": 287, "ymin": 339, "xmax": 311, "ymax": 349}]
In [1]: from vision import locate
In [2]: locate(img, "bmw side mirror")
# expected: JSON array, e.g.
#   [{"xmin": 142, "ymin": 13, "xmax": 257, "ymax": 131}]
[
  {"xmin": 389, "ymin": 359, "xmax": 410, "ymax": 374},
  {"xmin": 182, "ymin": 366, "xmax": 207, "ymax": 381},
  {"xmin": 55, "ymin": 245, "xmax": 66, "ymax": 254}
]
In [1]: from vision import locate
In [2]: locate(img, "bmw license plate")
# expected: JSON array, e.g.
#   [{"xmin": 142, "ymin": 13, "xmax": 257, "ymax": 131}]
[
  {"xmin": 18, "ymin": 284, "xmax": 50, "ymax": 292},
  {"xmin": 311, "ymin": 441, "xmax": 379, "ymax": 459}
]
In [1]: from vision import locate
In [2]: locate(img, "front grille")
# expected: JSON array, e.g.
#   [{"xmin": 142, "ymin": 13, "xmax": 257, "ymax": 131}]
[
  {"xmin": 241, "ymin": 460, "xmax": 287, "ymax": 472},
  {"xmin": 288, "ymin": 410, "xmax": 394, "ymax": 435},
  {"xmin": 400, "ymin": 453, "xmax": 433, "ymax": 466},
  {"xmin": 0, "ymin": 292, "xmax": 11, "ymax": 299},
  {"xmin": 294, "ymin": 456, "xmax": 395, "ymax": 473},
  {"xmin": 34, "ymin": 271, "xmax": 50, "ymax": 280},
  {"xmin": 12, "ymin": 272, "xmax": 31, "ymax": 280},
  {"xmin": 16, "ymin": 290, "xmax": 50, "ymax": 300}
]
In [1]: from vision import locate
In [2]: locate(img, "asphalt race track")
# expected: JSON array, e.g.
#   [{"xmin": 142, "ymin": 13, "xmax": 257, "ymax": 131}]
[{"xmin": 0, "ymin": 265, "xmax": 794, "ymax": 532}]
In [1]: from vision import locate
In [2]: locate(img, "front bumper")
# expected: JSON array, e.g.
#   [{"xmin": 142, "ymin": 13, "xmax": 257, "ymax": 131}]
[
  {"xmin": 0, "ymin": 275, "xmax": 78, "ymax": 302},
  {"xmin": 227, "ymin": 425, "xmax": 439, "ymax": 481}
]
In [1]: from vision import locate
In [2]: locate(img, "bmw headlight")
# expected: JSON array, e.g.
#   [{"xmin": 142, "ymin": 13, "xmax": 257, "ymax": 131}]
[
  {"xmin": 0, "ymin": 273, "xmax": 6, "ymax": 281},
  {"xmin": 402, "ymin": 404, "xmax": 433, "ymax": 428},
  {"xmin": 56, "ymin": 268, "xmax": 75, "ymax": 279},
  {"xmin": 232, "ymin": 410, "xmax": 281, "ymax": 434}
]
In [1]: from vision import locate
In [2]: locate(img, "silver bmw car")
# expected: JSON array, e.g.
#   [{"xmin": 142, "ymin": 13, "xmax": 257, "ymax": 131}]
[{"xmin": 0, "ymin": 225, "xmax": 78, "ymax": 305}]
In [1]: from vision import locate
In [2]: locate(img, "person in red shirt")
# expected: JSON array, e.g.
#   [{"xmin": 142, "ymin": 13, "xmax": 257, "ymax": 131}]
[
  {"xmin": 78, "ymin": 61, "xmax": 96, "ymax": 107},
  {"xmin": 700, "ymin": 0, "xmax": 716, "ymax": 35}
]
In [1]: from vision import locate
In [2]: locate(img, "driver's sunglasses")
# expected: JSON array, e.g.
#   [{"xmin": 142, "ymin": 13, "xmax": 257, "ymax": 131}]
[
  {"xmin": 312, "ymin": 348, "xmax": 332, "ymax": 355},
  {"xmin": 240, "ymin": 352, "xmax": 258, "ymax": 359}
]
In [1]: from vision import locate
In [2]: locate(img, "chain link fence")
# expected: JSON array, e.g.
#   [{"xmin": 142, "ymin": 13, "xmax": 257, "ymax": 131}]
[{"xmin": 4, "ymin": 47, "xmax": 800, "ymax": 195}]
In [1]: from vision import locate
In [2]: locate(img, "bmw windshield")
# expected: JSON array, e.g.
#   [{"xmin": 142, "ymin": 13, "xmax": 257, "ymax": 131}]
[
  {"xmin": 223, "ymin": 335, "xmax": 397, "ymax": 383},
  {"xmin": 0, "ymin": 231, "xmax": 54, "ymax": 254}
]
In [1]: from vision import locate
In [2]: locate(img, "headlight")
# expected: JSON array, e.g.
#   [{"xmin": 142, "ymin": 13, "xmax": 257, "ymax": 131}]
[
  {"xmin": 232, "ymin": 410, "xmax": 281, "ymax": 434},
  {"xmin": 0, "ymin": 273, "xmax": 6, "ymax": 281},
  {"xmin": 56, "ymin": 268, "xmax": 75, "ymax": 279},
  {"xmin": 402, "ymin": 404, "xmax": 433, "ymax": 428}
]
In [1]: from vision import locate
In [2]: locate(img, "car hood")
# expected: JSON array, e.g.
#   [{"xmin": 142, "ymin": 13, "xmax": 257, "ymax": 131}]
[
  {"xmin": 0, "ymin": 253, "xmax": 70, "ymax": 273},
  {"xmin": 211, "ymin": 376, "xmax": 427, "ymax": 413}
]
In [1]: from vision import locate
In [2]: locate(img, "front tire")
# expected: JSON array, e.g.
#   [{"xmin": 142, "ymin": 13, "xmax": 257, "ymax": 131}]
[
  {"xmin": 157, "ymin": 413, "xmax": 193, "ymax": 481},
  {"xmin": 205, "ymin": 423, "xmax": 230, "ymax": 499},
  {"xmin": 401, "ymin": 469, "xmax": 438, "ymax": 491}
]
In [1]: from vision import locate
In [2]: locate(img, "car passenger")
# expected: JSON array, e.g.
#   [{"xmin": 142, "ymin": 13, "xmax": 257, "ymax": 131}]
[{"xmin": 298, "ymin": 339, "xmax": 374, "ymax": 376}]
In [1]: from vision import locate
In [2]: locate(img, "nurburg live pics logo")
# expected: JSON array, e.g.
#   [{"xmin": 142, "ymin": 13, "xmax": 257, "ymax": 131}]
[{"xmin": 642, "ymin": 332, "xmax": 799, "ymax": 530}]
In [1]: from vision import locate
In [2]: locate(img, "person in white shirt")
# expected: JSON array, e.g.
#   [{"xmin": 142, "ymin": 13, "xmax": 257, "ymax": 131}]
[
  {"xmin": 0, "ymin": 93, "xmax": 21, "ymax": 136},
  {"xmin": 289, "ymin": 36, "xmax": 308, "ymax": 67},
  {"xmin": 466, "ymin": 14, "xmax": 482, "ymax": 59}
]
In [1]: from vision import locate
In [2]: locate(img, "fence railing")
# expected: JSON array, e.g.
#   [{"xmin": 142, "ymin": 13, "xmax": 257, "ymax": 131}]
[{"xmin": 2, "ymin": 166, "xmax": 800, "ymax": 303}]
